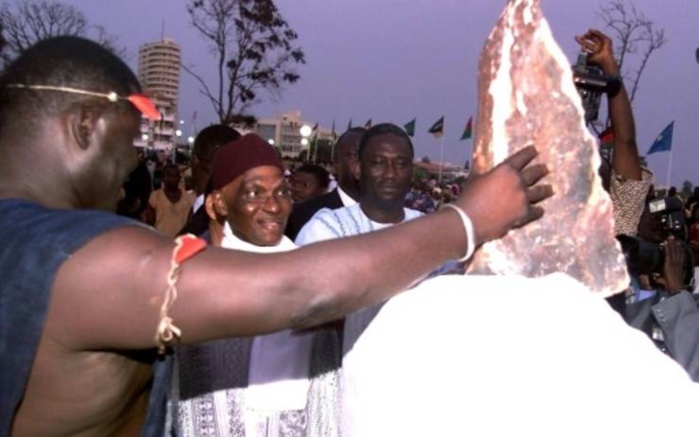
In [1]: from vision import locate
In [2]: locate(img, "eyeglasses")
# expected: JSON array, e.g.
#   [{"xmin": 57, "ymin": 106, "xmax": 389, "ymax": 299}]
[
  {"xmin": 242, "ymin": 186, "xmax": 292, "ymax": 205},
  {"xmin": 5, "ymin": 84, "xmax": 161, "ymax": 121}
]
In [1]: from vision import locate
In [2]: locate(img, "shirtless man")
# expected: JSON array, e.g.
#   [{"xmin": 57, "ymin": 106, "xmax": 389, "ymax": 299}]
[{"xmin": 0, "ymin": 36, "xmax": 550, "ymax": 436}]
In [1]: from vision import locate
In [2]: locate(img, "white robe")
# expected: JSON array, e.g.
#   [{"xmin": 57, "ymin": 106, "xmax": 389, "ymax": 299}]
[{"xmin": 175, "ymin": 223, "xmax": 314, "ymax": 436}]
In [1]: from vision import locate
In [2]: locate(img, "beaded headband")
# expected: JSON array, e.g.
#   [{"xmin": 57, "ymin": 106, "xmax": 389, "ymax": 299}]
[{"xmin": 5, "ymin": 84, "xmax": 162, "ymax": 121}]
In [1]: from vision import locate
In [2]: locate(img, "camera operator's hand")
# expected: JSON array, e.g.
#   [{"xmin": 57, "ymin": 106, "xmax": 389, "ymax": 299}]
[
  {"xmin": 662, "ymin": 236, "xmax": 686, "ymax": 293},
  {"xmin": 574, "ymin": 29, "xmax": 619, "ymax": 76},
  {"xmin": 575, "ymin": 28, "xmax": 642, "ymax": 182},
  {"xmin": 455, "ymin": 146, "xmax": 552, "ymax": 247}
]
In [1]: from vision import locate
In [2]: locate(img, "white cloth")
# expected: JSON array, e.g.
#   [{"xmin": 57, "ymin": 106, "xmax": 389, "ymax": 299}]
[
  {"xmin": 327, "ymin": 176, "xmax": 338, "ymax": 193},
  {"xmin": 295, "ymin": 204, "xmax": 423, "ymax": 353},
  {"xmin": 221, "ymin": 223, "xmax": 314, "ymax": 412},
  {"xmin": 295, "ymin": 203, "xmax": 421, "ymax": 246},
  {"xmin": 191, "ymin": 193, "xmax": 205, "ymax": 215},
  {"xmin": 342, "ymin": 273, "xmax": 699, "ymax": 437}
]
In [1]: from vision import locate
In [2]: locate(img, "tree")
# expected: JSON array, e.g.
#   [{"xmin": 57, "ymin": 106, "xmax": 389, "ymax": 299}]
[
  {"xmin": 0, "ymin": 0, "xmax": 126, "ymax": 65},
  {"xmin": 681, "ymin": 180, "xmax": 694, "ymax": 200},
  {"xmin": 309, "ymin": 138, "xmax": 333, "ymax": 163},
  {"xmin": 185, "ymin": 0, "xmax": 305, "ymax": 124},
  {"xmin": 420, "ymin": 155, "xmax": 432, "ymax": 164},
  {"xmin": 598, "ymin": 0, "xmax": 666, "ymax": 105}
]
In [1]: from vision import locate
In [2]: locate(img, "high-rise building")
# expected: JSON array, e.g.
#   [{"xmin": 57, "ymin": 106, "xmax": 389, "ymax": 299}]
[
  {"xmin": 137, "ymin": 38, "xmax": 181, "ymax": 103},
  {"xmin": 134, "ymin": 39, "xmax": 181, "ymax": 153}
]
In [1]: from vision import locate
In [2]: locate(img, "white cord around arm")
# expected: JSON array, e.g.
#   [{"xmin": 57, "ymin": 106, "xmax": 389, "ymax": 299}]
[{"xmin": 441, "ymin": 203, "xmax": 476, "ymax": 262}]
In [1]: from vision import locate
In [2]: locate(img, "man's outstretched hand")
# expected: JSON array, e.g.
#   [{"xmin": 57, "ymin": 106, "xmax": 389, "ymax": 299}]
[{"xmin": 456, "ymin": 146, "xmax": 552, "ymax": 246}]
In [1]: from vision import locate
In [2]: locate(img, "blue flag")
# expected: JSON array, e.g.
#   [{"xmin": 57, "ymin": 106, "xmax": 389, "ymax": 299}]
[{"xmin": 647, "ymin": 121, "xmax": 674, "ymax": 155}]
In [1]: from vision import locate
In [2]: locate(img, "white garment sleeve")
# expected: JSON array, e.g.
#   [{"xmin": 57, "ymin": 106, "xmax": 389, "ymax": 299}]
[{"xmin": 294, "ymin": 208, "xmax": 343, "ymax": 246}]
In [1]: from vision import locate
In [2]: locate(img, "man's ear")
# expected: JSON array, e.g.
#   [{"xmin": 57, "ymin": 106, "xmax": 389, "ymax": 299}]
[
  {"xmin": 68, "ymin": 103, "xmax": 101, "ymax": 151},
  {"xmin": 204, "ymin": 193, "xmax": 218, "ymax": 221},
  {"xmin": 210, "ymin": 190, "xmax": 229, "ymax": 218}
]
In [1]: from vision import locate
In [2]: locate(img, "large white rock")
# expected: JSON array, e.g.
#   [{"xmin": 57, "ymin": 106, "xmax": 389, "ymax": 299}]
[{"xmin": 342, "ymin": 274, "xmax": 698, "ymax": 436}]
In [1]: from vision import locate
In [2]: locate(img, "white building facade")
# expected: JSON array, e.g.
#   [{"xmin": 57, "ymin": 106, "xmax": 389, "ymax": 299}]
[
  {"xmin": 253, "ymin": 110, "xmax": 335, "ymax": 158},
  {"xmin": 134, "ymin": 38, "xmax": 181, "ymax": 152}
]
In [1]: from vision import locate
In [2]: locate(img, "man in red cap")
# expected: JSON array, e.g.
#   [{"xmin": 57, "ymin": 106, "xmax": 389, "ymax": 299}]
[{"xmin": 176, "ymin": 134, "xmax": 313, "ymax": 435}]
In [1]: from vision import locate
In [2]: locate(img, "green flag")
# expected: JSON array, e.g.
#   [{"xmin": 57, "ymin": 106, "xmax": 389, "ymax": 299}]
[
  {"xmin": 428, "ymin": 116, "xmax": 444, "ymax": 138},
  {"xmin": 364, "ymin": 118, "xmax": 373, "ymax": 129},
  {"xmin": 459, "ymin": 116, "xmax": 473, "ymax": 141},
  {"xmin": 404, "ymin": 118, "xmax": 416, "ymax": 137},
  {"xmin": 347, "ymin": 118, "xmax": 353, "ymax": 130}
]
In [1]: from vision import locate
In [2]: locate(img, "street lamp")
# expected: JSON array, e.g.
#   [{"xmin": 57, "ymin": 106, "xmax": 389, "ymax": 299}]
[
  {"xmin": 268, "ymin": 139, "xmax": 275, "ymax": 145},
  {"xmin": 299, "ymin": 124, "xmax": 312, "ymax": 138},
  {"xmin": 299, "ymin": 124, "xmax": 312, "ymax": 160}
]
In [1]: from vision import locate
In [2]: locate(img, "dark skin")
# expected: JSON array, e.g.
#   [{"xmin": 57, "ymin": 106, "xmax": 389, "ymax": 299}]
[
  {"xmin": 0, "ymin": 96, "xmax": 551, "ymax": 435},
  {"xmin": 289, "ymin": 170, "xmax": 326, "ymax": 203},
  {"xmin": 575, "ymin": 29, "xmax": 642, "ymax": 181},
  {"xmin": 638, "ymin": 236, "xmax": 686, "ymax": 293},
  {"xmin": 143, "ymin": 166, "xmax": 183, "ymax": 225},
  {"xmin": 191, "ymin": 153, "xmax": 210, "ymax": 196},
  {"xmin": 354, "ymin": 133, "xmax": 414, "ymax": 224},
  {"xmin": 213, "ymin": 165, "xmax": 293, "ymax": 246},
  {"xmin": 333, "ymin": 132, "xmax": 361, "ymax": 200},
  {"xmin": 161, "ymin": 166, "xmax": 184, "ymax": 203}
]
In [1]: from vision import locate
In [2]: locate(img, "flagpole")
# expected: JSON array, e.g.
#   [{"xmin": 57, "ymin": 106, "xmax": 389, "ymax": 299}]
[
  {"xmin": 666, "ymin": 143, "xmax": 675, "ymax": 189},
  {"xmin": 438, "ymin": 135, "xmax": 445, "ymax": 184}
]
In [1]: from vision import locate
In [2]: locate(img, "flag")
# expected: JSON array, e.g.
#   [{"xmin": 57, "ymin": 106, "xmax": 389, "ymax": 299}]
[
  {"xmin": 459, "ymin": 116, "xmax": 473, "ymax": 141},
  {"xmin": 598, "ymin": 126, "xmax": 614, "ymax": 146},
  {"xmin": 347, "ymin": 118, "xmax": 353, "ymax": 130},
  {"xmin": 364, "ymin": 118, "xmax": 372, "ymax": 129},
  {"xmin": 404, "ymin": 118, "xmax": 416, "ymax": 137},
  {"xmin": 647, "ymin": 121, "xmax": 674, "ymax": 155},
  {"xmin": 312, "ymin": 122, "xmax": 319, "ymax": 131},
  {"xmin": 428, "ymin": 116, "xmax": 444, "ymax": 138}
]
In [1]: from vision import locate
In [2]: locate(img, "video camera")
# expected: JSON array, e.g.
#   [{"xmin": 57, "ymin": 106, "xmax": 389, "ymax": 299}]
[
  {"xmin": 648, "ymin": 198, "xmax": 687, "ymax": 240},
  {"xmin": 572, "ymin": 51, "xmax": 622, "ymax": 124},
  {"xmin": 617, "ymin": 198, "xmax": 695, "ymax": 292}
]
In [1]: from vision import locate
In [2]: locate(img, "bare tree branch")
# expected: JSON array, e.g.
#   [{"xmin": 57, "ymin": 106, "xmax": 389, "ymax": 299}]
[
  {"xmin": 0, "ymin": 0, "xmax": 127, "ymax": 66},
  {"xmin": 186, "ymin": 0, "xmax": 305, "ymax": 123},
  {"xmin": 181, "ymin": 61, "xmax": 222, "ymax": 115},
  {"xmin": 597, "ymin": 0, "xmax": 666, "ymax": 105}
]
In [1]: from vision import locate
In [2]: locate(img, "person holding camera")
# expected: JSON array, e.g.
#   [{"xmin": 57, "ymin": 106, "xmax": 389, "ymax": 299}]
[
  {"xmin": 640, "ymin": 236, "xmax": 699, "ymax": 381},
  {"xmin": 624, "ymin": 184, "xmax": 699, "ymax": 380},
  {"xmin": 574, "ymin": 29, "xmax": 653, "ymax": 239},
  {"xmin": 575, "ymin": 29, "xmax": 654, "ymax": 315}
]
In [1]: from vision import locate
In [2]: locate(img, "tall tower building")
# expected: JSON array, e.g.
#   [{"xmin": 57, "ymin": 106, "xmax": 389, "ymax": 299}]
[
  {"xmin": 134, "ymin": 38, "xmax": 181, "ymax": 153},
  {"xmin": 137, "ymin": 38, "xmax": 181, "ymax": 102}
]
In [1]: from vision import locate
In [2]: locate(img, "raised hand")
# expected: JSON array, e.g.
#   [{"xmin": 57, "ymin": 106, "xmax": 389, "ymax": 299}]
[
  {"xmin": 574, "ymin": 28, "xmax": 619, "ymax": 75},
  {"xmin": 455, "ymin": 145, "xmax": 552, "ymax": 246}
]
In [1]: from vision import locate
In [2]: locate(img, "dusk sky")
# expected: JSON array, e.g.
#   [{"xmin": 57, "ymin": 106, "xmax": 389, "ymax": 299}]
[{"xmin": 54, "ymin": 0, "xmax": 697, "ymax": 187}]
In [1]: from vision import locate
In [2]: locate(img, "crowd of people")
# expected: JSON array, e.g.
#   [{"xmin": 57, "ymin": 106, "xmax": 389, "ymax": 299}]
[{"xmin": 0, "ymin": 25, "xmax": 698, "ymax": 437}]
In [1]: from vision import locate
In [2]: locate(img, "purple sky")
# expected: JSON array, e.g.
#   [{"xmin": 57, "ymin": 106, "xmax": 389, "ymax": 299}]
[{"xmin": 56, "ymin": 0, "xmax": 697, "ymax": 187}]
